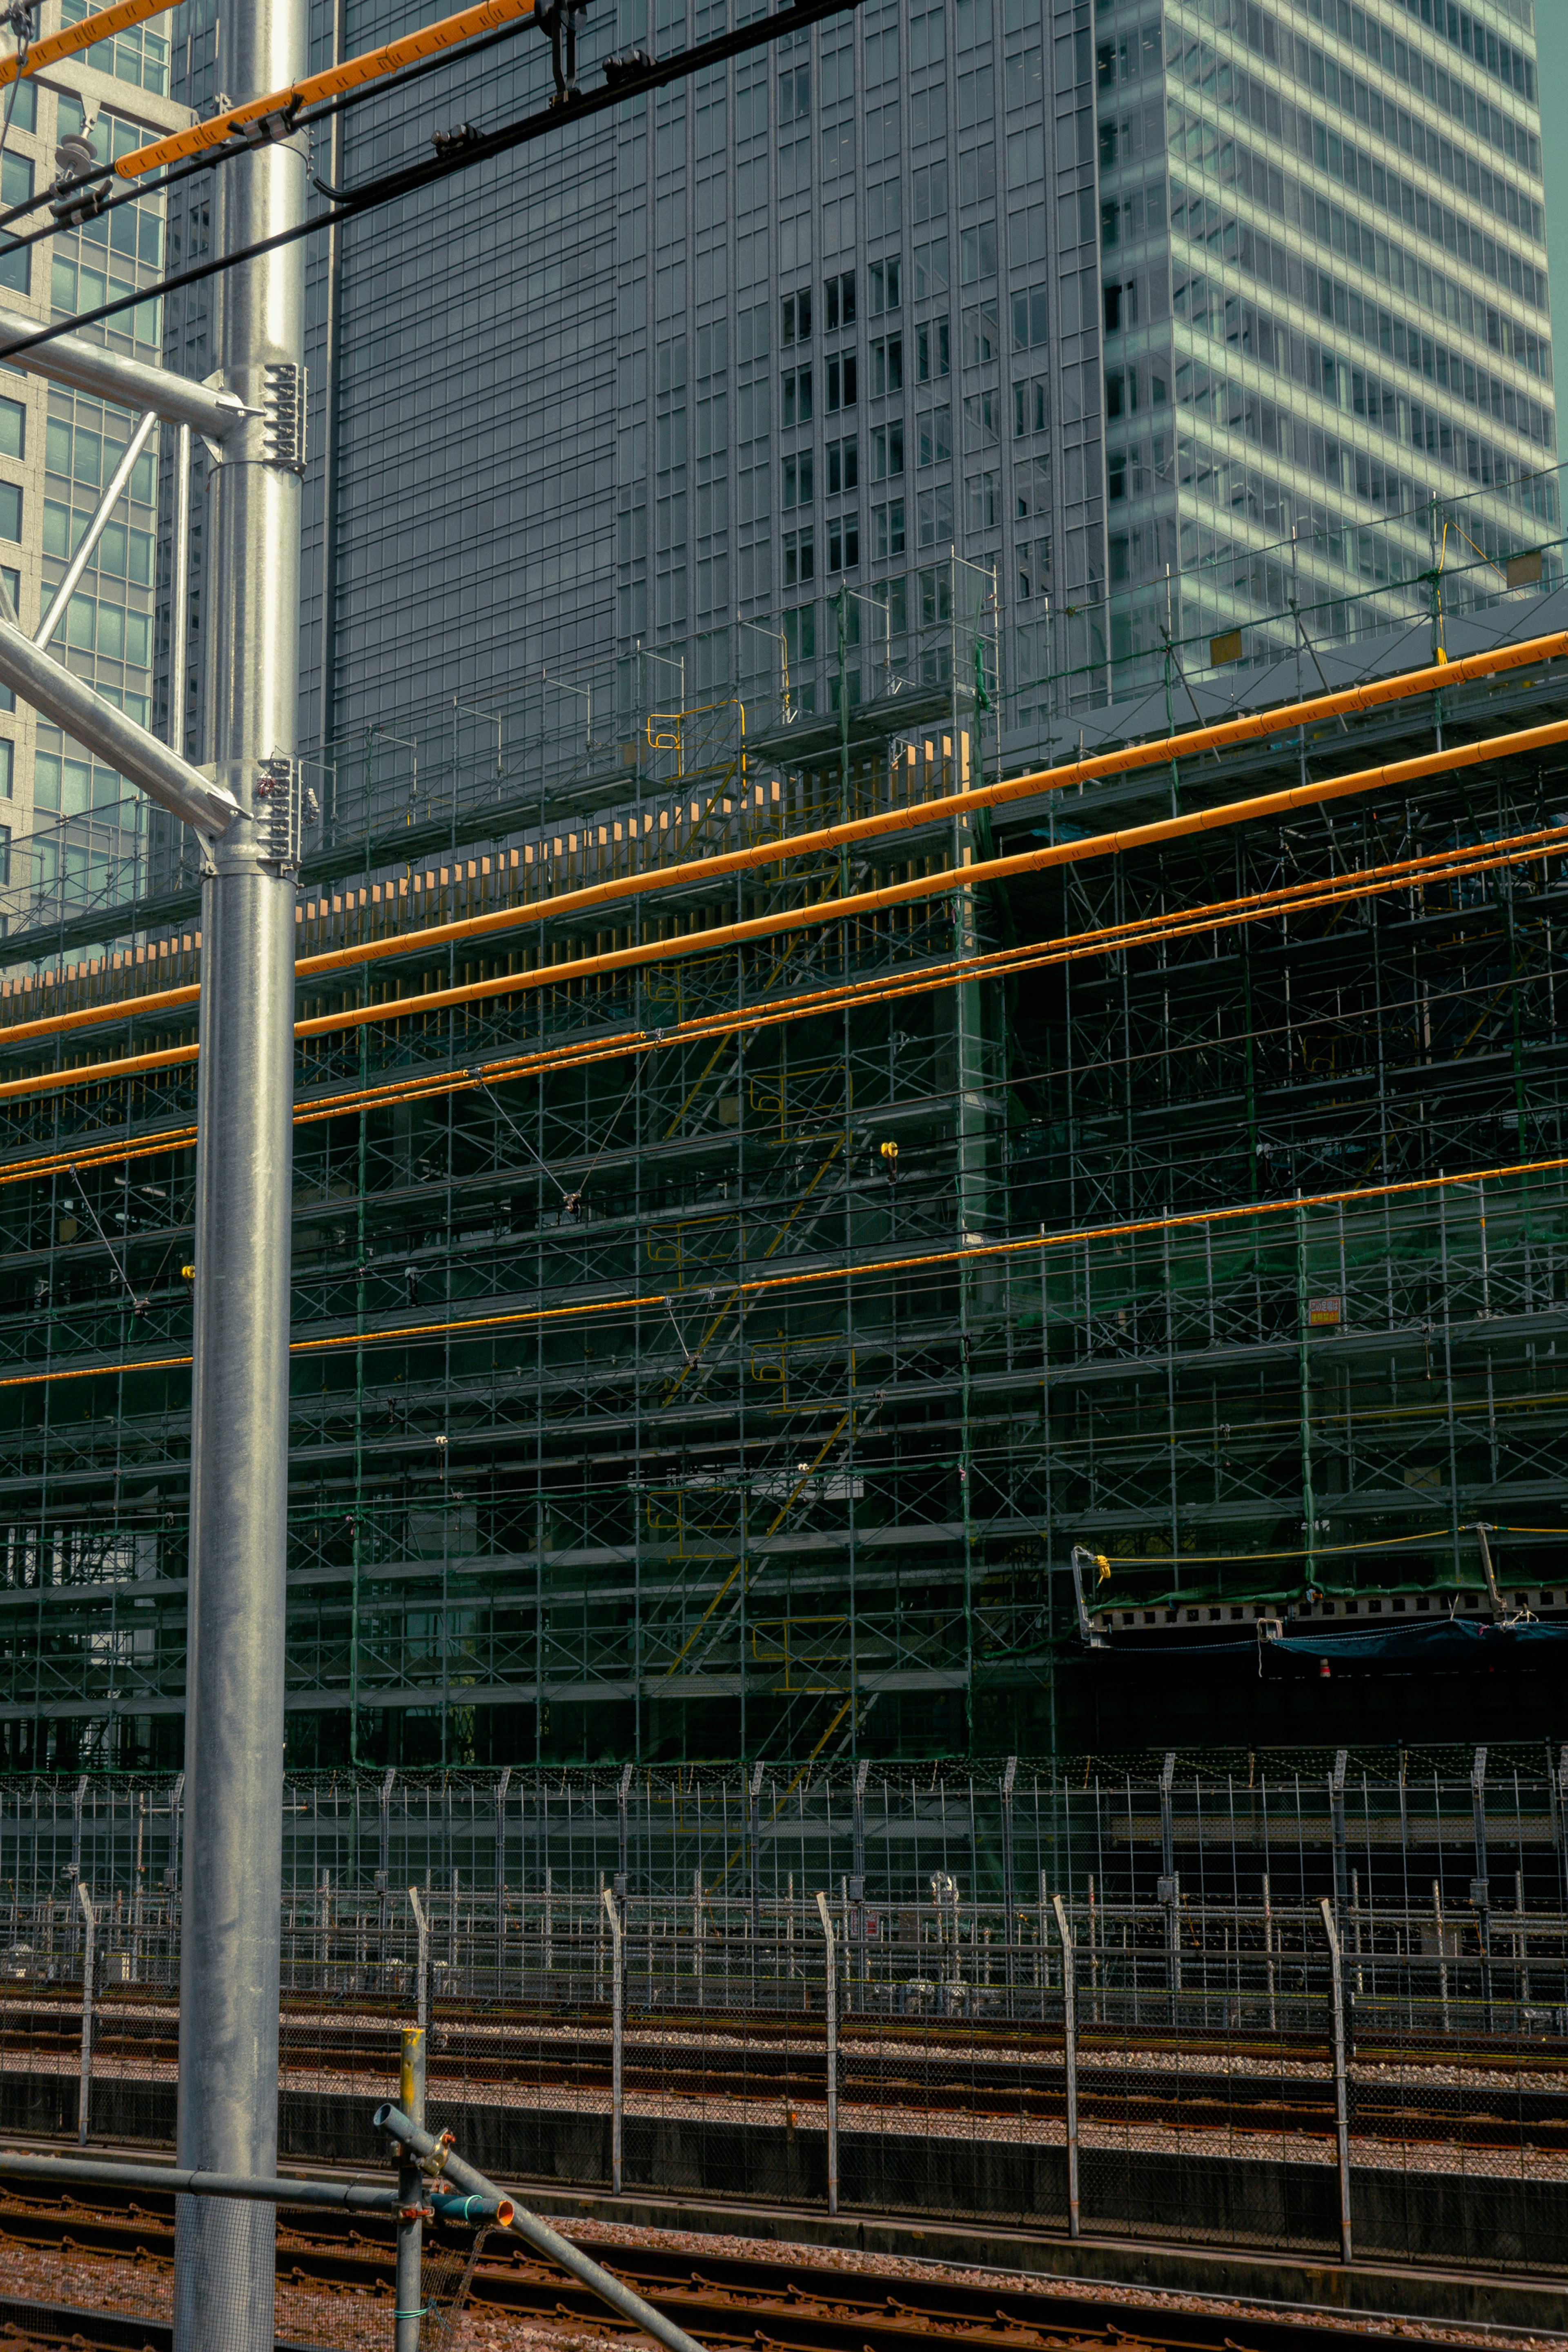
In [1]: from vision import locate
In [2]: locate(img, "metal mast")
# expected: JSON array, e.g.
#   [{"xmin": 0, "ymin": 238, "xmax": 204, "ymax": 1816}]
[{"xmin": 172, "ymin": 0, "xmax": 307, "ymax": 2343}]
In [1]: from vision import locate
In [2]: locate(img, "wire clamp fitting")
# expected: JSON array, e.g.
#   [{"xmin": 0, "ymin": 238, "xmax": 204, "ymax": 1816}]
[
  {"xmin": 430, "ymin": 122, "xmax": 480, "ymax": 157},
  {"xmin": 535, "ymin": 0, "xmax": 589, "ymax": 103},
  {"xmin": 238, "ymin": 102, "xmax": 299, "ymax": 149}
]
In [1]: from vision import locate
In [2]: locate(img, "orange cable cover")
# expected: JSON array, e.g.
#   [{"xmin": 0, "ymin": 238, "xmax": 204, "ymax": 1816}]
[
  {"xmin": 0, "ymin": 828, "xmax": 1559, "ymax": 1223},
  {"xmin": 2, "ymin": 806, "xmax": 1563, "ymax": 1111},
  {"xmin": 7, "ymin": 1146, "xmax": 1568, "ymax": 1393},
  {"xmin": 0, "ymin": 0, "xmax": 178, "ymax": 87},
  {"xmin": 114, "ymin": 0, "xmax": 536, "ymax": 176},
  {"xmin": 1, "ymin": 623, "xmax": 1566, "ymax": 1052}
]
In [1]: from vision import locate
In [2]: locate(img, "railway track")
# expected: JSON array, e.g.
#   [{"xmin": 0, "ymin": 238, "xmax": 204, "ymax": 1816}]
[
  {"xmin": 3, "ymin": 1984, "xmax": 1564, "ymax": 2073},
  {"xmin": 2, "ymin": 2004, "xmax": 1565, "ymax": 2157},
  {"xmin": 0, "ymin": 2183, "xmax": 1544, "ymax": 2352}
]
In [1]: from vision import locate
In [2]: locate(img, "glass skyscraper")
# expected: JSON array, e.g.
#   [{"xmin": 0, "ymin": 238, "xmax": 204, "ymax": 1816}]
[
  {"xmin": 257, "ymin": 0, "xmax": 1552, "ymax": 790},
  {"xmin": 0, "ymin": 8, "xmax": 176, "ymax": 936},
  {"xmin": 0, "ymin": 0, "xmax": 1548, "ymax": 892}
]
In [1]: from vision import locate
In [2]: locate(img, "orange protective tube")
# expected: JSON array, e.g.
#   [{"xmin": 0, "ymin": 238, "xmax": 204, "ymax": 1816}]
[
  {"xmin": 114, "ymin": 0, "xmax": 536, "ymax": 176},
  {"xmin": 3, "ymin": 813, "xmax": 1560, "ymax": 1123},
  {"xmin": 7, "ymin": 1145, "xmax": 1568, "ymax": 1393},
  {"xmin": 4, "ymin": 629, "xmax": 1566, "ymax": 1053},
  {"xmin": 0, "ymin": 0, "xmax": 178, "ymax": 87}
]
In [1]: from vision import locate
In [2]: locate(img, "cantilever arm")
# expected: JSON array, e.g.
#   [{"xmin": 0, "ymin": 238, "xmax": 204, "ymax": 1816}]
[{"xmin": 0, "ymin": 606, "xmax": 240, "ymax": 835}]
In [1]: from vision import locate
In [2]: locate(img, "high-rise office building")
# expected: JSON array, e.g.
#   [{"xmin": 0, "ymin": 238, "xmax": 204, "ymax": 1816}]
[
  {"xmin": 0, "ymin": 0, "xmax": 1552, "ymax": 901},
  {"xmin": 272, "ymin": 0, "xmax": 1552, "ymax": 791},
  {"xmin": 0, "ymin": 2, "xmax": 183, "ymax": 935}
]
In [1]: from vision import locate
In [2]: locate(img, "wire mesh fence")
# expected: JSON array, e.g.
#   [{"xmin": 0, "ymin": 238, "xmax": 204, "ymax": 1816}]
[
  {"xmin": 9, "ymin": 1747, "xmax": 1568, "ymax": 1918},
  {"xmin": 0, "ymin": 1881, "xmax": 1563, "ymax": 2270}
]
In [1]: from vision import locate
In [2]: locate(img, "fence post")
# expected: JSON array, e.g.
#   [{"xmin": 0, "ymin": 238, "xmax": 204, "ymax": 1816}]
[
  {"xmin": 603, "ymin": 1885, "xmax": 624, "ymax": 2196},
  {"xmin": 815, "ymin": 1890, "xmax": 838, "ymax": 2217},
  {"xmin": 75, "ymin": 1881, "xmax": 95, "ymax": 2147},
  {"xmin": 1318, "ymin": 1895, "xmax": 1353, "ymax": 2264},
  {"xmin": 409, "ymin": 1886, "xmax": 430, "ymax": 2030},
  {"xmin": 394, "ymin": 2024, "xmax": 426, "ymax": 2352},
  {"xmin": 1051, "ymin": 1895, "xmax": 1080, "ymax": 2240},
  {"xmin": 494, "ymin": 1765, "xmax": 512, "ymax": 1997}
]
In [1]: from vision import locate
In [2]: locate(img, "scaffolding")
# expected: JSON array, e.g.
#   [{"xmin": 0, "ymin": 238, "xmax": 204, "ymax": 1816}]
[{"xmin": 0, "ymin": 512, "xmax": 1567, "ymax": 1766}]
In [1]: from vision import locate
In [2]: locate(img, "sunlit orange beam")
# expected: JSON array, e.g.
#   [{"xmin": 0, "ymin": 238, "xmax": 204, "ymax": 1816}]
[
  {"xmin": 114, "ymin": 0, "xmax": 535, "ymax": 175},
  {"xmin": 0, "ymin": 817, "xmax": 1556, "ymax": 1186},
  {"xmin": 6, "ymin": 1144, "xmax": 1568, "ymax": 1392},
  {"xmin": 4, "ymin": 634, "xmax": 1568, "ymax": 1052}
]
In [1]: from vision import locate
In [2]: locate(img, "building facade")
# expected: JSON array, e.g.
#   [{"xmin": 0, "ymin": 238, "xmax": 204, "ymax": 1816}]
[
  {"xmin": 0, "ymin": 0, "xmax": 1558, "ymax": 1774},
  {"xmin": 0, "ymin": 2, "xmax": 185, "ymax": 940},
  {"xmin": 279, "ymin": 0, "xmax": 1554, "ymax": 793}
]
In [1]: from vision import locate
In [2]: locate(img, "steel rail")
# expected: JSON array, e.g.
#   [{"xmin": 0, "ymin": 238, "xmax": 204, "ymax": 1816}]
[{"xmin": 0, "ymin": 2179, "xmax": 1547, "ymax": 2352}]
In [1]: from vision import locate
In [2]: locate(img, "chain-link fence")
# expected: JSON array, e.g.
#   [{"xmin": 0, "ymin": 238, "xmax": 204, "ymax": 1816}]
[{"xmin": 3, "ymin": 1879, "xmax": 1564, "ymax": 2271}]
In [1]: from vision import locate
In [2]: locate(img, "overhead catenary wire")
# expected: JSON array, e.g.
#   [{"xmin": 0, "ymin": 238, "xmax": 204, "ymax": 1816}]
[
  {"xmin": 0, "ymin": 0, "xmax": 176, "ymax": 87},
  {"xmin": 0, "ymin": 0, "xmax": 872, "ymax": 363}
]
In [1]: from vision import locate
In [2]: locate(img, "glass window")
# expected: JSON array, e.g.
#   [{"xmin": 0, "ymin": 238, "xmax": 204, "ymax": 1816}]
[
  {"xmin": 826, "ymin": 434, "xmax": 858, "ymax": 494},
  {"xmin": 917, "ymin": 320, "xmax": 951, "ymax": 380},
  {"xmin": 869, "ymin": 258, "xmax": 901, "ymax": 314},
  {"xmin": 824, "ymin": 270, "xmax": 857, "ymax": 330},
  {"xmin": 870, "ymin": 336, "xmax": 903, "ymax": 395},
  {"xmin": 872, "ymin": 498, "xmax": 906, "ymax": 558},
  {"xmin": 783, "ymin": 527, "xmax": 815, "ymax": 587},
  {"xmin": 781, "ymin": 289, "xmax": 813, "ymax": 345},
  {"xmin": 782, "ymin": 367, "xmax": 813, "ymax": 427},
  {"xmin": 826, "ymin": 350, "xmax": 858, "ymax": 410},
  {"xmin": 828, "ymin": 515, "xmax": 860, "ymax": 572}
]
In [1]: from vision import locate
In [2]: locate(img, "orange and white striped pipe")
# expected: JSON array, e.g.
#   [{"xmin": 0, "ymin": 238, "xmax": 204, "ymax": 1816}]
[
  {"xmin": 114, "ymin": 0, "xmax": 535, "ymax": 177},
  {"xmin": 0, "ymin": 0, "xmax": 180, "ymax": 90}
]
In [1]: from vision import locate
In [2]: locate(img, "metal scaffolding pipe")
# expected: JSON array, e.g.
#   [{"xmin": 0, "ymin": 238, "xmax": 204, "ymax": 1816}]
[
  {"xmin": 0, "ymin": 618, "xmax": 239, "ymax": 834},
  {"xmin": 0, "ymin": 813, "xmax": 1559, "ymax": 1147},
  {"xmin": 172, "ymin": 0, "xmax": 306, "ymax": 2344},
  {"xmin": 36, "ymin": 410, "xmax": 160, "ymax": 648},
  {"xmin": 373, "ymin": 2104, "xmax": 710, "ymax": 2352},
  {"xmin": 0, "ymin": 302, "xmax": 246, "ymax": 437},
  {"xmin": 0, "ymin": 712, "xmax": 1564, "ymax": 1080},
  {"xmin": 0, "ymin": 610, "xmax": 1564, "ymax": 1061},
  {"xmin": 0, "ymin": 2149, "xmax": 404, "ymax": 2211},
  {"xmin": 7, "ymin": 1140, "xmax": 1568, "ymax": 1402}
]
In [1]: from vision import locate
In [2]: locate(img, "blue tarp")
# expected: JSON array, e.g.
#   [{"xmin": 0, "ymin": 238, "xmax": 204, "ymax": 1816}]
[{"xmin": 1268, "ymin": 1617, "xmax": 1568, "ymax": 1664}]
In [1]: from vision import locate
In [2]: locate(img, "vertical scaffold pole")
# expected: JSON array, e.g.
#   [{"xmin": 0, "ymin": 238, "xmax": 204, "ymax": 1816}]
[
  {"xmin": 1319, "ymin": 1897, "xmax": 1354, "ymax": 2264},
  {"xmin": 75, "ymin": 1882, "xmax": 96, "ymax": 2147},
  {"xmin": 1051, "ymin": 1894, "xmax": 1080, "ymax": 2238}
]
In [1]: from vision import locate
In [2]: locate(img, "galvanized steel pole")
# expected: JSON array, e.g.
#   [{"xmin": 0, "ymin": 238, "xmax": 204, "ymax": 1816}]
[
  {"xmin": 1051, "ymin": 1894, "xmax": 1080, "ymax": 2240},
  {"xmin": 394, "ymin": 2027, "xmax": 427, "ymax": 2352},
  {"xmin": 1319, "ymin": 1897, "xmax": 1354, "ymax": 2265},
  {"xmin": 75, "ymin": 1881, "xmax": 95, "ymax": 2147},
  {"xmin": 172, "ymin": 0, "xmax": 307, "ymax": 2342},
  {"xmin": 602, "ymin": 1884, "xmax": 624, "ymax": 2195}
]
